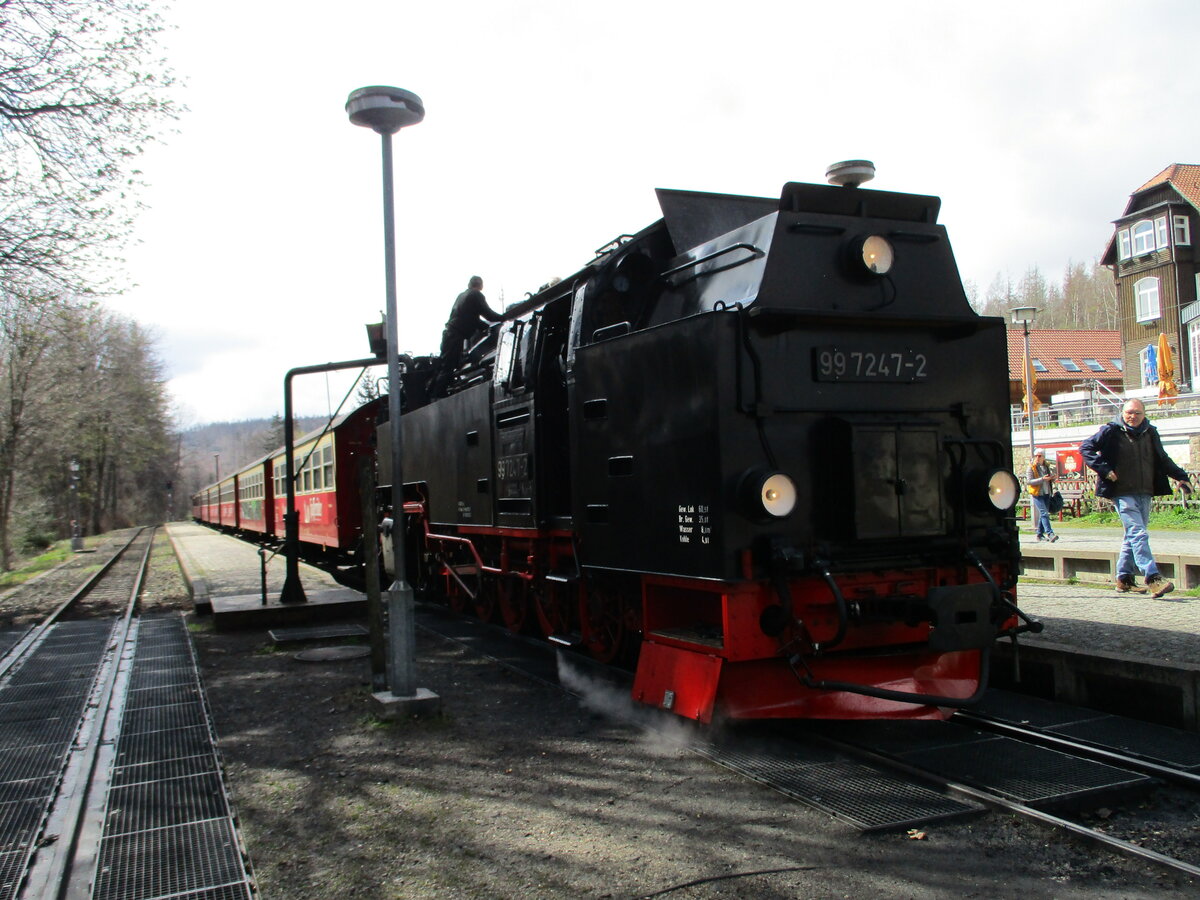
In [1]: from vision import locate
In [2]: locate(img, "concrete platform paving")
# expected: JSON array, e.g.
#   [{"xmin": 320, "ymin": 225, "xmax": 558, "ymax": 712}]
[
  {"xmin": 1001, "ymin": 523, "xmax": 1200, "ymax": 730},
  {"xmin": 166, "ymin": 521, "xmax": 364, "ymax": 630}
]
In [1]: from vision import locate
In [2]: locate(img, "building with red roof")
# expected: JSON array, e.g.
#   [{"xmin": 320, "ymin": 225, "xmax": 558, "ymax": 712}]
[
  {"xmin": 1006, "ymin": 329, "xmax": 1123, "ymax": 408},
  {"xmin": 1100, "ymin": 163, "xmax": 1200, "ymax": 392}
]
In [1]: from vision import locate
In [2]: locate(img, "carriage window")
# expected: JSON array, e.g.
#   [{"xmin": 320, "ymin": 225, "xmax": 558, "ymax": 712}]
[{"xmin": 323, "ymin": 445, "xmax": 334, "ymax": 488}]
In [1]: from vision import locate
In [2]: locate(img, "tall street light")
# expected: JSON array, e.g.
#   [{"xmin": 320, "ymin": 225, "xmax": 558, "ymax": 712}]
[
  {"xmin": 346, "ymin": 86, "xmax": 434, "ymax": 710},
  {"xmin": 1011, "ymin": 305, "xmax": 1038, "ymax": 458}
]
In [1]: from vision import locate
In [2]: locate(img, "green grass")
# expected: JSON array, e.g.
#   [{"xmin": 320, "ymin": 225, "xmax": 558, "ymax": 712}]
[
  {"xmin": 0, "ymin": 541, "xmax": 73, "ymax": 589},
  {"xmin": 1058, "ymin": 506, "xmax": 1200, "ymax": 530}
]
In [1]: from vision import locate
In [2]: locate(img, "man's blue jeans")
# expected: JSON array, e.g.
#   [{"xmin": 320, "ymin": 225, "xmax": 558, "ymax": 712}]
[{"xmin": 1114, "ymin": 494, "xmax": 1159, "ymax": 580}]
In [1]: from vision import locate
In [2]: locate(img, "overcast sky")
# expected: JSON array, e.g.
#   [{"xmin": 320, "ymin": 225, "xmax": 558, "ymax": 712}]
[{"xmin": 107, "ymin": 0, "xmax": 1200, "ymax": 426}]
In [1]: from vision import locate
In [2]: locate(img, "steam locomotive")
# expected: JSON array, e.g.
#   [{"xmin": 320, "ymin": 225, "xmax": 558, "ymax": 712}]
[{"xmin": 377, "ymin": 161, "xmax": 1034, "ymax": 723}]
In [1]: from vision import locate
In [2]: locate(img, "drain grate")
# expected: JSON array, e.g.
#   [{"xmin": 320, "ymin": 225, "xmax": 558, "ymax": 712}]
[
  {"xmin": 896, "ymin": 736, "xmax": 1150, "ymax": 808},
  {"xmin": 91, "ymin": 615, "xmax": 254, "ymax": 899},
  {"xmin": 114, "ymin": 724, "xmax": 215, "ymax": 768},
  {"xmin": 124, "ymin": 682, "xmax": 201, "ymax": 709},
  {"xmin": 0, "ymin": 798, "xmax": 42, "ymax": 853},
  {"xmin": 121, "ymin": 700, "xmax": 208, "ymax": 736},
  {"xmin": 104, "ymin": 772, "xmax": 229, "ymax": 835},
  {"xmin": 0, "ymin": 849, "xmax": 25, "ymax": 895},
  {"xmin": 0, "ymin": 716, "xmax": 78, "ymax": 752},
  {"xmin": 975, "ymin": 689, "xmax": 1200, "ymax": 771},
  {"xmin": 93, "ymin": 818, "xmax": 248, "ymax": 900},
  {"xmin": 0, "ymin": 777, "xmax": 52, "ymax": 806},
  {"xmin": 111, "ymin": 755, "xmax": 218, "ymax": 789},
  {"xmin": 0, "ymin": 743, "xmax": 69, "ymax": 784},
  {"xmin": 697, "ymin": 737, "xmax": 982, "ymax": 832}
]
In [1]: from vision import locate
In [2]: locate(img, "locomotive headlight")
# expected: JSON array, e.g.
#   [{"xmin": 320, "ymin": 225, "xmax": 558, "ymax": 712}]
[
  {"xmin": 739, "ymin": 469, "xmax": 797, "ymax": 519},
  {"xmin": 859, "ymin": 235, "xmax": 894, "ymax": 275},
  {"xmin": 968, "ymin": 468, "xmax": 1020, "ymax": 512}
]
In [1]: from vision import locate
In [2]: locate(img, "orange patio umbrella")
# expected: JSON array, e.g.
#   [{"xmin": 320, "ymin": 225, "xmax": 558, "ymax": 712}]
[
  {"xmin": 1157, "ymin": 333, "xmax": 1178, "ymax": 406},
  {"xmin": 1021, "ymin": 344, "xmax": 1041, "ymax": 419}
]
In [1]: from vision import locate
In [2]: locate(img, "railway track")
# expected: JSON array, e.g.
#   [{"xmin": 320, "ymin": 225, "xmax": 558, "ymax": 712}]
[
  {"xmin": 414, "ymin": 602, "xmax": 1200, "ymax": 885},
  {"xmin": 0, "ymin": 528, "xmax": 254, "ymax": 899}
]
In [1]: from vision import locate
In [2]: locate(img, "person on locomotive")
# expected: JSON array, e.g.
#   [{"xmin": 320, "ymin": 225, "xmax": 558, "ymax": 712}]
[
  {"xmin": 432, "ymin": 275, "xmax": 502, "ymax": 395},
  {"xmin": 1080, "ymin": 398, "xmax": 1193, "ymax": 597},
  {"xmin": 1026, "ymin": 448, "xmax": 1059, "ymax": 543}
]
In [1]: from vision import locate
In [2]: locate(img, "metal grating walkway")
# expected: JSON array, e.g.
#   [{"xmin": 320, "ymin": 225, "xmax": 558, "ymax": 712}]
[
  {"xmin": 696, "ymin": 733, "xmax": 983, "ymax": 832},
  {"xmin": 0, "ymin": 619, "xmax": 114, "ymax": 900},
  {"xmin": 973, "ymin": 689, "xmax": 1200, "ymax": 771},
  {"xmin": 91, "ymin": 615, "xmax": 253, "ymax": 900},
  {"xmin": 818, "ymin": 718, "xmax": 1152, "ymax": 810}
]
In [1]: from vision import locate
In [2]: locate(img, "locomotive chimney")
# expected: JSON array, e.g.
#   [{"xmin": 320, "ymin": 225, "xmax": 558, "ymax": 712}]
[{"xmin": 826, "ymin": 159, "xmax": 876, "ymax": 188}]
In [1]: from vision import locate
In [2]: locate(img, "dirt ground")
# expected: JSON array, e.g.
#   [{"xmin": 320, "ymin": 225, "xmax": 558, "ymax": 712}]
[{"xmin": 13, "ymin": 532, "xmax": 1185, "ymax": 899}]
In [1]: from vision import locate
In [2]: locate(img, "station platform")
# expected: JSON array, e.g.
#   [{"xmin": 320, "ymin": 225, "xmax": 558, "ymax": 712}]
[
  {"xmin": 165, "ymin": 522, "xmax": 365, "ymax": 630},
  {"xmin": 999, "ymin": 523, "xmax": 1200, "ymax": 732}
]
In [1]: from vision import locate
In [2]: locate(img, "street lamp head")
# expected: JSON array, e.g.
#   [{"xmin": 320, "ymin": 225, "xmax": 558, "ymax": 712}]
[
  {"xmin": 1010, "ymin": 306, "xmax": 1038, "ymax": 326},
  {"xmin": 346, "ymin": 86, "xmax": 425, "ymax": 135}
]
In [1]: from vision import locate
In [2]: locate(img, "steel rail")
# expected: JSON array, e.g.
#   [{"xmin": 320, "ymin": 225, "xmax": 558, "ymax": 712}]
[
  {"xmin": 803, "ymin": 728, "xmax": 1200, "ymax": 883},
  {"xmin": 0, "ymin": 527, "xmax": 146, "ymax": 681},
  {"xmin": 955, "ymin": 709, "xmax": 1200, "ymax": 792}
]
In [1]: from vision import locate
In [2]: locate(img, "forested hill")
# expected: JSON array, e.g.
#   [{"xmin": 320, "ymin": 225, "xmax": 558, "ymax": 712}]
[{"xmin": 180, "ymin": 416, "xmax": 326, "ymax": 491}]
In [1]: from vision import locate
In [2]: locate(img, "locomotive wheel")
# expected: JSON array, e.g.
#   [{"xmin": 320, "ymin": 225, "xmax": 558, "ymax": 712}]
[
  {"xmin": 498, "ymin": 576, "xmax": 534, "ymax": 634},
  {"xmin": 472, "ymin": 576, "xmax": 498, "ymax": 623},
  {"xmin": 582, "ymin": 580, "xmax": 635, "ymax": 665},
  {"xmin": 535, "ymin": 580, "xmax": 577, "ymax": 640}
]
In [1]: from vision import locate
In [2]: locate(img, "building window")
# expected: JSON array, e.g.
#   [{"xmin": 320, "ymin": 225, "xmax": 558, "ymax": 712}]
[
  {"xmin": 1155, "ymin": 215, "xmax": 1169, "ymax": 249},
  {"xmin": 1132, "ymin": 220, "xmax": 1156, "ymax": 255},
  {"xmin": 1057, "ymin": 358, "xmax": 1081, "ymax": 372},
  {"xmin": 1031, "ymin": 358, "xmax": 1047, "ymax": 372},
  {"xmin": 1109, "ymin": 358, "xmax": 1124, "ymax": 371},
  {"xmin": 1118, "ymin": 228, "xmax": 1132, "ymax": 260},
  {"xmin": 1083, "ymin": 358, "xmax": 1105, "ymax": 372},
  {"xmin": 1134, "ymin": 276, "xmax": 1161, "ymax": 322},
  {"xmin": 1140, "ymin": 344, "xmax": 1158, "ymax": 387},
  {"xmin": 1176, "ymin": 215, "xmax": 1192, "ymax": 246}
]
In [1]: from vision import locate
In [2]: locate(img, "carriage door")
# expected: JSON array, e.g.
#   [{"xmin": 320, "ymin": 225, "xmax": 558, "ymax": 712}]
[{"xmin": 853, "ymin": 426, "xmax": 942, "ymax": 539}]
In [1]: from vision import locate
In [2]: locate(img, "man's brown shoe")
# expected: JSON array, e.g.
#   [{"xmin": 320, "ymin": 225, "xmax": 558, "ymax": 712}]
[
  {"xmin": 1147, "ymin": 576, "xmax": 1174, "ymax": 599},
  {"xmin": 1115, "ymin": 579, "xmax": 1148, "ymax": 594}
]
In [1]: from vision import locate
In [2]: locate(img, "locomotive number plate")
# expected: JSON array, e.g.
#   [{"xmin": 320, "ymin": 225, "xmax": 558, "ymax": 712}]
[{"xmin": 813, "ymin": 346, "xmax": 929, "ymax": 382}]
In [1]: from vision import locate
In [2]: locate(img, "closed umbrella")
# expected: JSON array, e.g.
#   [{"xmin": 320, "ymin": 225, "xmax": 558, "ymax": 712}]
[
  {"xmin": 1157, "ymin": 333, "xmax": 1178, "ymax": 406},
  {"xmin": 1021, "ymin": 344, "xmax": 1041, "ymax": 419}
]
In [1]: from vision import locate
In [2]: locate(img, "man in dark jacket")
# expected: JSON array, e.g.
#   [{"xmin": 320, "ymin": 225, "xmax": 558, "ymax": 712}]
[
  {"xmin": 432, "ymin": 276, "xmax": 502, "ymax": 396},
  {"xmin": 1080, "ymin": 398, "xmax": 1193, "ymax": 597}
]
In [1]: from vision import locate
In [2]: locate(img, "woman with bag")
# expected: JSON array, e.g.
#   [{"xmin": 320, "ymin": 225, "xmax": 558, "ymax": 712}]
[{"xmin": 1027, "ymin": 448, "xmax": 1059, "ymax": 542}]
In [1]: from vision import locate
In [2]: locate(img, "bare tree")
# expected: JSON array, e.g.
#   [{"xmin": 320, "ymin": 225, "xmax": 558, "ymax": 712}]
[{"xmin": 0, "ymin": 0, "xmax": 178, "ymax": 291}]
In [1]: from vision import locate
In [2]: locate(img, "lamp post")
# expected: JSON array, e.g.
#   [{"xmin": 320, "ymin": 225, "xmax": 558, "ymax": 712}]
[
  {"xmin": 1011, "ymin": 306, "xmax": 1038, "ymax": 458},
  {"xmin": 346, "ymin": 85, "xmax": 434, "ymax": 710}
]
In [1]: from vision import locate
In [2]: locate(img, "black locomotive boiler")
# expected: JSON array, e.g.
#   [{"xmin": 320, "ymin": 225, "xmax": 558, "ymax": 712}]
[{"xmin": 382, "ymin": 162, "xmax": 1032, "ymax": 723}]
